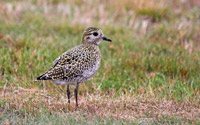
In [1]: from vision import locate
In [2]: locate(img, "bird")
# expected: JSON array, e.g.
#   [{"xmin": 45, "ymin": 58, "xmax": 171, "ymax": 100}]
[{"xmin": 36, "ymin": 27, "xmax": 112, "ymax": 107}]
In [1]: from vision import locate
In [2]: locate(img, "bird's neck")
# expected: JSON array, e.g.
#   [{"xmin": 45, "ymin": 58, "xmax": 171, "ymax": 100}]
[
  {"xmin": 81, "ymin": 43, "xmax": 100, "ymax": 53},
  {"xmin": 82, "ymin": 42, "xmax": 99, "ymax": 48}
]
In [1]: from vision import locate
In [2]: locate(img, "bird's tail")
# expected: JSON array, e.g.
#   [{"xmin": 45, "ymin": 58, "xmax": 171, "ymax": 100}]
[{"xmin": 35, "ymin": 74, "xmax": 52, "ymax": 81}]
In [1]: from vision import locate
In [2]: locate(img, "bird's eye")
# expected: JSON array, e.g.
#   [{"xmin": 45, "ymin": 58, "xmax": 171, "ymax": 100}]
[{"xmin": 93, "ymin": 32, "xmax": 98, "ymax": 36}]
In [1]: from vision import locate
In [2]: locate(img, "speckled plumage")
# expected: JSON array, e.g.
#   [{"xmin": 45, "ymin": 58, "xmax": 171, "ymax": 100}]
[
  {"xmin": 37, "ymin": 44, "xmax": 101, "ymax": 85},
  {"xmin": 36, "ymin": 27, "xmax": 112, "ymax": 106}
]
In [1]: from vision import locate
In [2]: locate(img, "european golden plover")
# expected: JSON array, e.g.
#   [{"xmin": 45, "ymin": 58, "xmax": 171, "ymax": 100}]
[{"xmin": 36, "ymin": 27, "xmax": 112, "ymax": 106}]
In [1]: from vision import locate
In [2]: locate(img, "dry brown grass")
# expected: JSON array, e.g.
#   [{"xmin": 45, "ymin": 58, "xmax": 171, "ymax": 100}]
[
  {"xmin": 1, "ymin": 87, "xmax": 199, "ymax": 122},
  {"xmin": 1, "ymin": 0, "xmax": 198, "ymax": 27}
]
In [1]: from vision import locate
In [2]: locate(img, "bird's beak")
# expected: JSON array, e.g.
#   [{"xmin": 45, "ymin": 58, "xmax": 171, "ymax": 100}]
[{"xmin": 103, "ymin": 36, "xmax": 112, "ymax": 42}]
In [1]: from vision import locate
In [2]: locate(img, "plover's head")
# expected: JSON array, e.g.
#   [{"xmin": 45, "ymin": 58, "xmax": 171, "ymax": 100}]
[{"xmin": 82, "ymin": 27, "xmax": 112, "ymax": 45}]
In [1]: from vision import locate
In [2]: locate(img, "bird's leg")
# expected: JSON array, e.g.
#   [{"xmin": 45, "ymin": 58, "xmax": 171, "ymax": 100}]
[
  {"xmin": 67, "ymin": 85, "xmax": 70, "ymax": 104},
  {"xmin": 75, "ymin": 83, "xmax": 80, "ymax": 107}
]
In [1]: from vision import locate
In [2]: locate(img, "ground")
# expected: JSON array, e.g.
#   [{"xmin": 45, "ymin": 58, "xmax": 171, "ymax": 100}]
[{"xmin": 0, "ymin": 0, "xmax": 200, "ymax": 124}]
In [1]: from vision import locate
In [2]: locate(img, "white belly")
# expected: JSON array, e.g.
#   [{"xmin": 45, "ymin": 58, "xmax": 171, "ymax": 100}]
[{"xmin": 52, "ymin": 80, "xmax": 69, "ymax": 85}]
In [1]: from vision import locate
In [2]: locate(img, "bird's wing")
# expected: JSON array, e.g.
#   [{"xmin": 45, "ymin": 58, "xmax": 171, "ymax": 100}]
[
  {"xmin": 36, "ymin": 54, "xmax": 68, "ymax": 80},
  {"xmin": 36, "ymin": 46, "xmax": 92, "ymax": 81}
]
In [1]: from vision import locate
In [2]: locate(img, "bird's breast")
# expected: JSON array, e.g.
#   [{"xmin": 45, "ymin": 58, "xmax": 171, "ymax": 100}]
[{"xmin": 82, "ymin": 50, "xmax": 101, "ymax": 79}]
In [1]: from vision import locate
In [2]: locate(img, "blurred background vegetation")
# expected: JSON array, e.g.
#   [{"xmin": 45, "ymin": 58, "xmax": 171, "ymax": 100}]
[{"xmin": 0, "ymin": 0, "xmax": 200, "ymax": 124}]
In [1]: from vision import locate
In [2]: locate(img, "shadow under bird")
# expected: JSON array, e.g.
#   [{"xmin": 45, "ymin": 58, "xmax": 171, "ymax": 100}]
[{"xmin": 36, "ymin": 27, "xmax": 112, "ymax": 107}]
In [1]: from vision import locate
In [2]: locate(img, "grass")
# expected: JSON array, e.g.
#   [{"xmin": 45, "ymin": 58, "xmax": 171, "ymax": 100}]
[
  {"xmin": 0, "ymin": 0, "xmax": 200, "ymax": 124},
  {"xmin": 1, "ymin": 110, "xmax": 197, "ymax": 124},
  {"xmin": 1, "ymin": 109, "xmax": 133, "ymax": 124},
  {"xmin": 1, "ymin": 87, "xmax": 199, "ymax": 124}
]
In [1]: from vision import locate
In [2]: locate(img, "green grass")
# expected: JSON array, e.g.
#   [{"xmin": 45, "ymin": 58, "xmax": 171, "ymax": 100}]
[
  {"xmin": 0, "ymin": 0, "xmax": 200, "ymax": 123},
  {"xmin": 1, "ymin": 108, "xmax": 197, "ymax": 124},
  {"xmin": 0, "ymin": 110, "xmax": 132, "ymax": 124}
]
